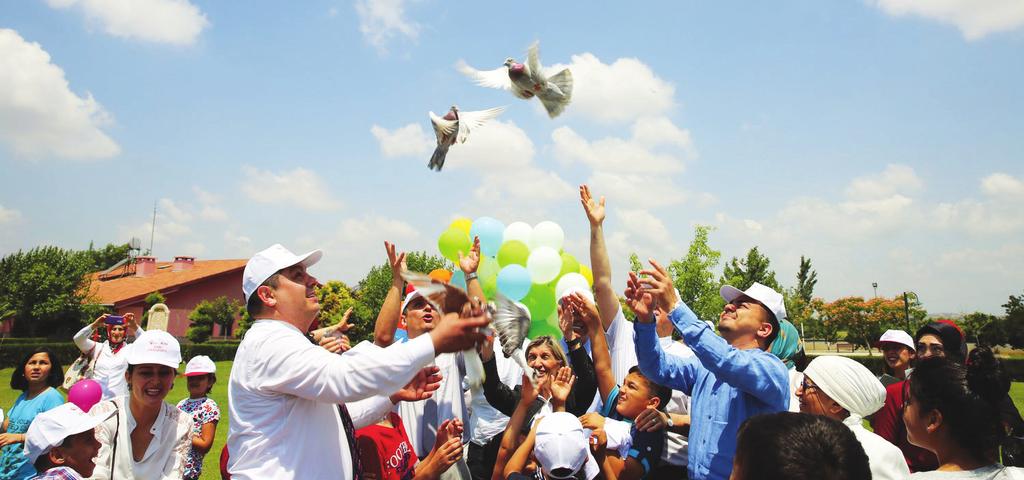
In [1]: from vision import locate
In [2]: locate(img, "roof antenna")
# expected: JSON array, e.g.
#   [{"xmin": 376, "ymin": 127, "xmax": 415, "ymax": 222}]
[{"xmin": 149, "ymin": 200, "xmax": 157, "ymax": 255}]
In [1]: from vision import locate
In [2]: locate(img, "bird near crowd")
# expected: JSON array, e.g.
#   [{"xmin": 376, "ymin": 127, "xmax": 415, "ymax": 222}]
[
  {"xmin": 456, "ymin": 41, "xmax": 573, "ymax": 118},
  {"xmin": 428, "ymin": 105, "xmax": 505, "ymax": 171}
]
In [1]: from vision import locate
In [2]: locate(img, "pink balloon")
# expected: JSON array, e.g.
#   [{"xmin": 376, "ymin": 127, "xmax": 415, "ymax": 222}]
[{"xmin": 68, "ymin": 379, "xmax": 102, "ymax": 412}]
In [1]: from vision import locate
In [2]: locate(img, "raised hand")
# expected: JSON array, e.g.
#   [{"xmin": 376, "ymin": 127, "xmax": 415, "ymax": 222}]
[
  {"xmin": 549, "ymin": 366, "xmax": 576, "ymax": 412},
  {"xmin": 519, "ymin": 373, "xmax": 539, "ymax": 405},
  {"xmin": 390, "ymin": 366, "xmax": 443, "ymax": 403},
  {"xmin": 578, "ymin": 412, "xmax": 606, "ymax": 431},
  {"xmin": 634, "ymin": 407, "xmax": 670, "ymax": 432},
  {"xmin": 580, "ymin": 185, "xmax": 606, "ymax": 226},
  {"xmin": 624, "ymin": 272, "xmax": 655, "ymax": 323},
  {"xmin": 384, "ymin": 241, "xmax": 407, "ymax": 287},
  {"xmin": 458, "ymin": 236, "xmax": 481, "ymax": 274},
  {"xmin": 564, "ymin": 292, "xmax": 599, "ymax": 337},
  {"xmin": 638, "ymin": 259, "xmax": 681, "ymax": 312},
  {"xmin": 124, "ymin": 312, "xmax": 138, "ymax": 332},
  {"xmin": 557, "ymin": 304, "xmax": 579, "ymax": 343}
]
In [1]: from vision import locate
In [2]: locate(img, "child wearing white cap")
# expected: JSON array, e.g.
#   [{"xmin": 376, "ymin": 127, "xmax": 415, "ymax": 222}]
[
  {"xmin": 22, "ymin": 403, "xmax": 110, "ymax": 479},
  {"xmin": 176, "ymin": 356, "xmax": 220, "ymax": 480},
  {"xmin": 88, "ymin": 330, "xmax": 192, "ymax": 480}
]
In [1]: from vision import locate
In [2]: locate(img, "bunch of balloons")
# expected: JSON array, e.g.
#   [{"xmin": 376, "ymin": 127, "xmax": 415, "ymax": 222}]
[{"xmin": 438, "ymin": 216, "xmax": 593, "ymax": 338}]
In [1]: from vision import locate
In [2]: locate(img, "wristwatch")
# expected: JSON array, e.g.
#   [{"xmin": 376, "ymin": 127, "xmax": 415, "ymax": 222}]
[
  {"xmin": 665, "ymin": 414, "xmax": 674, "ymax": 428},
  {"xmin": 566, "ymin": 337, "xmax": 583, "ymax": 350},
  {"xmin": 466, "ymin": 272, "xmax": 479, "ymax": 282}
]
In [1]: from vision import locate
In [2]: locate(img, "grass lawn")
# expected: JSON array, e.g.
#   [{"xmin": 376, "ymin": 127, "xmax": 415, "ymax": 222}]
[
  {"xmin": 1, "ymin": 361, "xmax": 231, "ymax": 480},
  {"xmin": 3, "ymin": 362, "xmax": 1024, "ymax": 480}
]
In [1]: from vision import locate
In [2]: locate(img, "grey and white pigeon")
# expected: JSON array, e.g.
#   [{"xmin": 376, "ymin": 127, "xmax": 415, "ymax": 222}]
[
  {"xmin": 487, "ymin": 294, "xmax": 536, "ymax": 386},
  {"xmin": 428, "ymin": 105, "xmax": 505, "ymax": 171},
  {"xmin": 401, "ymin": 271, "xmax": 489, "ymax": 389},
  {"xmin": 456, "ymin": 41, "xmax": 573, "ymax": 118}
]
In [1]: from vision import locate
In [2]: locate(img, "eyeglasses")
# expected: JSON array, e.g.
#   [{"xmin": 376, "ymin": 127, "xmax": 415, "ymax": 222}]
[{"xmin": 799, "ymin": 378, "xmax": 819, "ymax": 393}]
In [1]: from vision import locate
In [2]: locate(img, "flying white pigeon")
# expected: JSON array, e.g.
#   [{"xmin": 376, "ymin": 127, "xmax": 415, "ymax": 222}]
[
  {"xmin": 456, "ymin": 41, "xmax": 573, "ymax": 118},
  {"xmin": 401, "ymin": 271, "xmax": 489, "ymax": 390},
  {"xmin": 488, "ymin": 294, "xmax": 536, "ymax": 386},
  {"xmin": 428, "ymin": 105, "xmax": 505, "ymax": 171}
]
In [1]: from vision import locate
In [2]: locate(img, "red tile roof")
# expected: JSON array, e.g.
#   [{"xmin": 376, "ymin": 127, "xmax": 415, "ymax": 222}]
[{"xmin": 86, "ymin": 259, "xmax": 247, "ymax": 306}]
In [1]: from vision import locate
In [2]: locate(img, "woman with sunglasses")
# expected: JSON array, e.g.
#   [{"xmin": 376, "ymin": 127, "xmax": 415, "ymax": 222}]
[
  {"xmin": 872, "ymin": 320, "xmax": 966, "ymax": 472},
  {"xmin": 73, "ymin": 313, "xmax": 142, "ymax": 400}
]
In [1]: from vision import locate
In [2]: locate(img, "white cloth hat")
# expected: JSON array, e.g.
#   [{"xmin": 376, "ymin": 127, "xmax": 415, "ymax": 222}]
[
  {"xmin": 243, "ymin": 244, "xmax": 322, "ymax": 302},
  {"xmin": 720, "ymin": 282, "xmax": 787, "ymax": 323},
  {"xmin": 534, "ymin": 412, "xmax": 600, "ymax": 480},
  {"xmin": 126, "ymin": 330, "xmax": 181, "ymax": 369},
  {"xmin": 184, "ymin": 355, "xmax": 216, "ymax": 377},
  {"xmin": 876, "ymin": 329, "xmax": 915, "ymax": 351},
  {"xmin": 804, "ymin": 355, "xmax": 886, "ymax": 421},
  {"xmin": 23, "ymin": 403, "xmax": 113, "ymax": 462}
]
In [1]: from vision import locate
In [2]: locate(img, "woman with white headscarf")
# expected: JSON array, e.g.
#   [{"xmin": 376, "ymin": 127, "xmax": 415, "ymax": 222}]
[{"xmin": 797, "ymin": 355, "xmax": 910, "ymax": 480}]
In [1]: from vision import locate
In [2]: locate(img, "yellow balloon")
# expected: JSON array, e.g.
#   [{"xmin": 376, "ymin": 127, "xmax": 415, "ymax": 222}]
[
  {"xmin": 580, "ymin": 264, "xmax": 594, "ymax": 287},
  {"xmin": 450, "ymin": 217, "xmax": 473, "ymax": 235}
]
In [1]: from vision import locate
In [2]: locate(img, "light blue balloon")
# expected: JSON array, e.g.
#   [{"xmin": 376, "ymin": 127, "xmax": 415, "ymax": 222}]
[
  {"xmin": 451, "ymin": 270, "xmax": 467, "ymax": 290},
  {"xmin": 496, "ymin": 264, "xmax": 531, "ymax": 301},
  {"xmin": 471, "ymin": 216, "xmax": 506, "ymax": 257}
]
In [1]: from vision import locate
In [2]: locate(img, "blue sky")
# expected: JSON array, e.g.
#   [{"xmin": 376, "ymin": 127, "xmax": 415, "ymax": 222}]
[{"xmin": 2, "ymin": 0, "xmax": 1022, "ymax": 315}]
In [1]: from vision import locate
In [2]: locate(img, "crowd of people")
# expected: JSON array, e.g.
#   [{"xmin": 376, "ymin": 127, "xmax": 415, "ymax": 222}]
[{"xmin": 1, "ymin": 184, "xmax": 1023, "ymax": 479}]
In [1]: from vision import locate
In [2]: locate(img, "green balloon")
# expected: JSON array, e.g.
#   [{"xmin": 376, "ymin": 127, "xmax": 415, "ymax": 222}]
[
  {"xmin": 559, "ymin": 253, "xmax": 580, "ymax": 278},
  {"xmin": 478, "ymin": 256, "xmax": 500, "ymax": 299},
  {"xmin": 528, "ymin": 310, "xmax": 562, "ymax": 340},
  {"xmin": 497, "ymin": 240, "xmax": 530, "ymax": 267},
  {"xmin": 438, "ymin": 227, "xmax": 471, "ymax": 263},
  {"xmin": 521, "ymin": 282, "xmax": 556, "ymax": 324}
]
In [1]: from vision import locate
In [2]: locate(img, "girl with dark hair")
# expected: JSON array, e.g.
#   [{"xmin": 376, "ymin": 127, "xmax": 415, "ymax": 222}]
[
  {"xmin": 904, "ymin": 352, "xmax": 1023, "ymax": 478},
  {"xmin": 732, "ymin": 412, "xmax": 872, "ymax": 480},
  {"xmin": 873, "ymin": 320, "xmax": 966, "ymax": 472},
  {"xmin": 0, "ymin": 348, "xmax": 65, "ymax": 480}
]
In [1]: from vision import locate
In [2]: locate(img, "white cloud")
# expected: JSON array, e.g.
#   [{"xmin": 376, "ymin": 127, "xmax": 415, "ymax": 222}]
[
  {"xmin": 117, "ymin": 197, "xmax": 193, "ymax": 250},
  {"xmin": 0, "ymin": 204, "xmax": 22, "ymax": 224},
  {"xmin": 240, "ymin": 166, "xmax": 343, "ymax": 211},
  {"xmin": 371, "ymin": 123, "xmax": 433, "ymax": 158},
  {"xmin": 548, "ymin": 53, "xmax": 676, "ymax": 124},
  {"xmin": 319, "ymin": 215, "xmax": 423, "ymax": 281},
  {"xmin": 867, "ymin": 0, "xmax": 1024, "ymax": 40},
  {"xmin": 0, "ymin": 29, "xmax": 119, "ymax": 160},
  {"xmin": 845, "ymin": 164, "xmax": 923, "ymax": 199},
  {"xmin": 355, "ymin": 0, "xmax": 420, "ymax": 52},
  {"xmin": 45, "ymin": 0, "xmax": 209, "ymax": 46},
  {"xmin": 938, "ymin": 243, "xmax": 1024, "ymax": 275},
  {"xmin": 981, "ymin": 173, "xmax": 1024, "ymax": 199},
  {"xmin": 192, "ymin": 186, "xmax": 228, "ymax": 221}
]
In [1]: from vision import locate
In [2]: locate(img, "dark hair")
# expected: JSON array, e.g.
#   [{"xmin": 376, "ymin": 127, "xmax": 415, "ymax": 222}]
[
  {"xmin": 193, "ymin": 372, "xmax": 217, "ymax": 395},
  {"xmin": 32, "ymin": 454, "xmax": 55, "ymax": 473},
  {"xmin": 734, "ymin": 412, "xmax": 871, "ymax": 480},
  {"xmin": 908, "ymin": 353, "xmax": 1008, "ymax": 463},
  {"xmin": 10, "ymin": 347, "xmax": 63, "ymax": 391},
  {"xmin": 915, "ymin": 320, "xmax": 966, "ymax": 363},
  {"xmin": 245, "ymin": 273, "xmax": 281, "ymax": 318},
  {"xmin": 627, "ymin": 365, "xmax": 672, "ymax": 412},
  {"xmin": 792, "ymin": 348, "xmax": 810, "ymax": 373}
]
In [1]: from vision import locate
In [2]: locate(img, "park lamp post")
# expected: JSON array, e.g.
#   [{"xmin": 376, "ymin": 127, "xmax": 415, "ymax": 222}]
[
  {"xmin": 903, "ymin": 291, "xmax": 919, "ymax": 333},
  {"xmin": 872, "ymin": 282, "xmax": 878, "ymax": 298}
]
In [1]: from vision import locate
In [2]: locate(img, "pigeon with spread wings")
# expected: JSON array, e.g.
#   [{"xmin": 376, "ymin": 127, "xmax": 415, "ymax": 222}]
[
  {"xmin": 401, "ymin": 271, "xmax": 488, "ymax": 389},
  {"xmin": 428, "ymin": 105, "xmax": 505, "ymax": 171},
  {"xmin": 488, "ymin": 294, "xmax": 536, "ymax": 386},
  {"xmin": 456, "ymin": 41, "xmax": 573, "ymax": 118}
]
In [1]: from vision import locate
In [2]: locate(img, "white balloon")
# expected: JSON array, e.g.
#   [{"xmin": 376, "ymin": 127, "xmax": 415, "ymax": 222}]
[
  {"xmin": 530, "ymin": 221, "xmax": 564, "ymax": 250},
  {"xmin": 555, "ymin": 273, "xmax": 590, "ymax": 300},
  {"xmin": 526, "ymin": 247, "xmax": 562, "ymax": 284},
  {"xmin": 504, "ymin": 221, "xmax": 533, "ymax": 245}
]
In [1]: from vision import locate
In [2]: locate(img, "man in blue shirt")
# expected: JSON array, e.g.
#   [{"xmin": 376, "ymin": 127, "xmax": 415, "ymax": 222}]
[{"xmin": 625, "ymin": 260, "xmax": 790, "ymax": 480}]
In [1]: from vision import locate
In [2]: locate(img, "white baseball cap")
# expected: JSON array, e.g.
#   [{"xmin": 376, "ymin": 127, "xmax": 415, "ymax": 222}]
[
  {"xmin": 184, "ymin": 355, "xmax": 216, "ymax": 377},
  {"xmin": 876, "ymin": 329, "xmax": 915, "ymax": 351},
  {"xmin": 126, "ymin": 330, "xmax": 181, "ymax": 369},
  {"xmin": 400, "ymin": 285, "xmax": 424, "ymax": 313},
  {"xmin": 243, "ymin": 244, "xmax": 323, "ymax": 302},
  {"xmin": 23, "ymin": 403, "xmax": 113, "ymax": 462},
  {"xmin": 534, "ymin": 412, "xmax": 600, "ymax": 480},
  {"xmin": 720, "ymin": 282, "xmax": 787, "ymax": 325}
]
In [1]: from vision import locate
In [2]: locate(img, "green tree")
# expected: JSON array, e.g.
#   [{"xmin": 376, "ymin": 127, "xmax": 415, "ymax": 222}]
[
  {"xmin": 81, "ymin": 242, "xmax": 132, "ymax": 271},
  {"xmin": 186, "ymin": 296, "xmax": 240, "ymax": 343},
  {"xmin": 317, "ymin": 280, "xmax": 369, "ymax": 343},
  {"xmin": 959, "ymin": 312, "xmax": 999, "ymax": 345},
  {"xmin": 628, "ymin": 253, "xmax": 642, "ymax": 273},
  {"xmin": 1002, "ymin": 292, "xmax": 1024, "ymax": 347},
  {"xmin": 139, "ymin": 291, "xmax": 166, "ymax": 329},
  {"xmin": 0, "ymin": 246, "xmax": 97, "ymax": 337},
  {"xmin": 668, "ymin": 225, "xmax": 723, "ymax": 321},
  {"xmin": 720, "ymin": 247, "xmax": 780, "ymax": 292},
  {"xmin": 785, "ymin": 256, "xmax": 818, "ymax": 335},
  {"xmin": 235, "ymin": 305, "xmax": 254, "ymax": 340},
  {"xmin": 353, "ymin": 251, "xmax": 451, "ymax": 326}
]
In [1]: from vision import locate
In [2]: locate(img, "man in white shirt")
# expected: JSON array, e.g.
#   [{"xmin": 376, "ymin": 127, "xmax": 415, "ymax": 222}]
[{"xmin": 227, "ymin": 244, "xmax": 489, "ymax": 480}]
